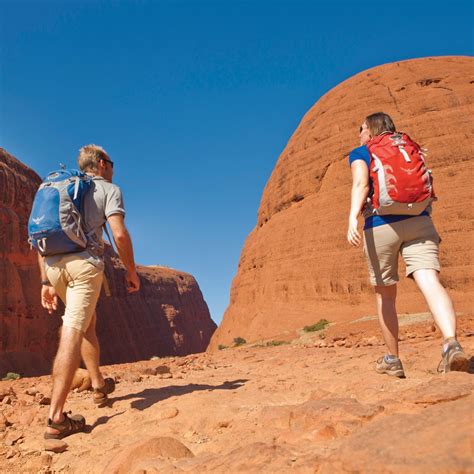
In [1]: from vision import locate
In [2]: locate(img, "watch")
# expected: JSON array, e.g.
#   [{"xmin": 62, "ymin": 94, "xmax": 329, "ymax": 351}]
[{"xmin": 41, "ymin": 280, "xmax": 52, "ymax": 286}]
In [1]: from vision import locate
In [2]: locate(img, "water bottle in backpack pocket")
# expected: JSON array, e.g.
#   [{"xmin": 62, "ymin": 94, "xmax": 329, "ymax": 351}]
[{"xmin": 28, "ymin": 169, "xmax": 92, "ymax": 256}]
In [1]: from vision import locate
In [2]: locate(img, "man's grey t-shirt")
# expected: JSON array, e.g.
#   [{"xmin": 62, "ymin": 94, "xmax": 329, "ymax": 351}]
[
  {"xmin": 45, "ymin": 176, "xmax": 125, "ymax": 270},
  {"xmin": 82, "ymin": 176, "xmax": 125, "ymax": 261}
]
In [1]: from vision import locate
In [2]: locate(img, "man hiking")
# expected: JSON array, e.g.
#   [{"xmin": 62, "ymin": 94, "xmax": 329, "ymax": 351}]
[
  {"xmin": 36, "ymin": 144, "xmax": 140, "ymax": 439},
  {"xmin": 347, "ymin": 112, "xmax": 469, "ymax": 378}
]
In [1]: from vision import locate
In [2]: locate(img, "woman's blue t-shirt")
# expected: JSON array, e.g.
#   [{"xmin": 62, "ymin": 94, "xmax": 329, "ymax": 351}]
[{"xmin": 349, "ymin": 145, "xmax": 429, "ymax": 230}]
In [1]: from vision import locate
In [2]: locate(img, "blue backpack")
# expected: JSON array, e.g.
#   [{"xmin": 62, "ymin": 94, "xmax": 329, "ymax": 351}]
[{"xmin": 28, "ymin": 168, "xmax": 93, "ymax": 256}]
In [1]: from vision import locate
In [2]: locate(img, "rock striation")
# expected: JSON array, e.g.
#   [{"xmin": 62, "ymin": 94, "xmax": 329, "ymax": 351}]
[
  {"xmin": 0, "ymin": 148, "xmax": 216, "ymax": 376},
  {"xmin": 210, "ymin": 56, "xmax": 474, "ymax": 348}
]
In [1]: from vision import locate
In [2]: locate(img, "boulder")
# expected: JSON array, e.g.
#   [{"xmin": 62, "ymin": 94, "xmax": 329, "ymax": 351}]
[{"xmin": 104, "ymin": 436, "xmax": 193, "ymax": 473}]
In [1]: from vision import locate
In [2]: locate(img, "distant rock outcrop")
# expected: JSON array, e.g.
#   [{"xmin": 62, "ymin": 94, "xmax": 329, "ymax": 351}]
[
  {"xmin": 210, "ymin": 56, "xmax": 474, "ymax": 348},
  {"xmin": 97, "ymin": 252, "xmax": 216, "ymax": 364},
  {"xmin": 0, "ymin": 148, "xmax": 216, "ymax": 376}
]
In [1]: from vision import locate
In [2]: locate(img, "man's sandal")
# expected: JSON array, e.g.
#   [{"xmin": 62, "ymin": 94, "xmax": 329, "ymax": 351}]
[
  {"xmin": 93, "ymin": 377, "xmax": 115, "ymax": 406},
  {"xmin": 44, "ymin": 412, "xmax": 86, "ymax": 440}
]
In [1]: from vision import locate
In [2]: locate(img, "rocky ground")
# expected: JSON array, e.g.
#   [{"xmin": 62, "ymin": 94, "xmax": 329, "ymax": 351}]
[{"xmin": 0, "ymin": 313, "xmax": 472, "ymax": 473}]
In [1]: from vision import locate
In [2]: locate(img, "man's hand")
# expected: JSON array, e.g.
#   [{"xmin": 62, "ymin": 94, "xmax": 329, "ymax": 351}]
[
  {"xmin": 41, "ymin": 285, "xmax": 58, "ymax": 314},
  {"xmin": 347, "ymin": 215, "xmax": 362, "ymax": 247},
  {"xmin": 126, "ymin": 270, "xmax": 140, "ymax": 293}
]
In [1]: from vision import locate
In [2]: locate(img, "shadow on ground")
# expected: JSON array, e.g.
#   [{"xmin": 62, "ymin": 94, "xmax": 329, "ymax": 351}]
[
  {"xmin": 110, "ymin": 379, "xmax": 249, "ymax": 410},
  {"xmin": 86, "ymin": 411, "xmax": 126, "ymax": 433},
  {"xmin": 468, "ymin": 356, "xmax": 474, "ymax": 374}
]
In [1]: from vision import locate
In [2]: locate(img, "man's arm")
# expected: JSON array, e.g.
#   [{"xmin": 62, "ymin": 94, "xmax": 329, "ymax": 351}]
[
  {"xmin": 38, "ymin": 253, "xmax": 48, "ymax": 282},
  {"xmin": 107, "ymin": 214, "xmax": 140, "ymax": 293},
  {"xmin": 37, "ymin": 253, "xmax": 58, "ymax": 314}
]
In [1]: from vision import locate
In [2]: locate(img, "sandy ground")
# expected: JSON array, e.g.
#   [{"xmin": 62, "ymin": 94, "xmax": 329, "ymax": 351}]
[{"xmin": 0, "ymin": 313, "xmax": 473, "ymax": 473}]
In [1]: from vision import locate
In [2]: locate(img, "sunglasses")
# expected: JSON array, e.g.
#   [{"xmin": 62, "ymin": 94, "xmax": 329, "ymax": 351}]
[{"xmin": 100, "ymin": 158, "xmax": 114, "ymax": 168}]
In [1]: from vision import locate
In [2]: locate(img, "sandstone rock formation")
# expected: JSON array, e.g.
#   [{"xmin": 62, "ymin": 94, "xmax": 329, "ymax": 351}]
[
  {"xmin": 0, "ymin": 148, "xmax": 216, "ymax": 376},
  {"xmin": 210, "ymin": 56, "xmax": 474, "ymax": 348},
  {"xmin": 97, "ymin": 252, "xmax": 216, "ymax": 364},
  {"xmin": 0, "ymin": 149, "xmax": 53, "ymax": 376}
]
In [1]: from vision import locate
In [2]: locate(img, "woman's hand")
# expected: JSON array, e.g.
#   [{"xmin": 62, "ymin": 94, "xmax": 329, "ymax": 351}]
[{"xmin": 347, "ymin": 215, "xmax": 362, "ymax": 247}]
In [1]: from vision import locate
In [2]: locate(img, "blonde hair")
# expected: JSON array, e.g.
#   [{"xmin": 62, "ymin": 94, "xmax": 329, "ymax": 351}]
[{"xmin": 77, "ymin": 144, "xmax": 109, "ymax": 172}]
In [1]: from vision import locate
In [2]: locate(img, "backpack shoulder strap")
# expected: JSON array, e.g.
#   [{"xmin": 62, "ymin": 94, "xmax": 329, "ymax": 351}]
[
  {"xmin": 100, "ymin": 223, "xmax": 115, "ymax": 298},
  {"xmin": 103, "ymin": 223, "xmax": 116, "ymax": 253}
]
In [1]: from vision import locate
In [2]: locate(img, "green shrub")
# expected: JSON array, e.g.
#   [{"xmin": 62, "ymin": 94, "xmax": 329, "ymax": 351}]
[
  {"xmin": 266, "ymin": 340, "xmax": 289, "ymax": 346},
  {"xmin": 303, "ymin": 319, "xmax": 330, "ymax": 333},
  {"xmin": 233, "ymin": 337, "xmax": 247, "ymax": 347},
  {"xmin": 218, "ymin": 344, "xmax": 228, "ymax": 350},
  {"xmin": 2, "ymin": 372, "xmax": 21, "ymax": 381}
]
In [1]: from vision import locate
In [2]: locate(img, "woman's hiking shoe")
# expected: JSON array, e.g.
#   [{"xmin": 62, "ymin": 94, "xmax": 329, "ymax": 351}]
[
  {"xmin": 44, "ymin": 412, "xmax": 86, "ymax": 439},
  {"xmin": 375, "ymin": 355, "xmax": 406, "ymax": 378},
  {"xmin": 438, "ymin": 340, "xmax": 469, "ymax": 374},
  {"xmin": 93, "ymin": 377, "xmax": 115, "ymax": 406}
]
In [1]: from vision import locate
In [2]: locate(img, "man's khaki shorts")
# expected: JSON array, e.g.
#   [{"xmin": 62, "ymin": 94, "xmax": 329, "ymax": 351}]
[
  {"xmin": 45, "ymin": 255, "xmax": 103, "ymax": 332},
  {"xmin": 363, "ymin": 215, "xmax": 440, "ymax": 286}
]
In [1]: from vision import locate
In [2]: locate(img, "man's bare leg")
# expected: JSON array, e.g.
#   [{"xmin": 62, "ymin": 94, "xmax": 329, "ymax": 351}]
[
  {"xmin": 81, "ymin": 311, "xmax": 105, "ymax": 390},
  {"xmin": 374, "ymin": 283, "xmax": 399, "ymax": 356},
  {"xmin": 46, "ymin": 326, "xmax": 82, "ymax": 436}
]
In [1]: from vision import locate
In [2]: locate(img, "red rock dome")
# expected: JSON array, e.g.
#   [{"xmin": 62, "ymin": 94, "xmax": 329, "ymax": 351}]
[{"xmin": 210, "ymin": 56, "xmax": 474, "ymax": 348}]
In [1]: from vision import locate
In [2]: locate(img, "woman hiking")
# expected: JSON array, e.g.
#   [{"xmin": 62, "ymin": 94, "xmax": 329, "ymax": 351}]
[{"xmin": 347, "ymin": 112, "xmax": 469, "ymax": 377}]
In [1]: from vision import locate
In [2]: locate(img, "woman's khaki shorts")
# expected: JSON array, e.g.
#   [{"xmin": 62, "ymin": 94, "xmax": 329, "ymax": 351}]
[
  {"xmin": 45, "ymin": 255, "xmax": 103, "ymax": 332},
  {"xmin": 363, "ymin": 215, "xmax": 441, "ymax": 286}
]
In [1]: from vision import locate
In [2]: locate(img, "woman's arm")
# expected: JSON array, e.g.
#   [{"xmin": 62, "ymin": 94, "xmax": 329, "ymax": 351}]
[{"xmin": 347, "ymin": 160, "xmax": 369, "ymax": 247}]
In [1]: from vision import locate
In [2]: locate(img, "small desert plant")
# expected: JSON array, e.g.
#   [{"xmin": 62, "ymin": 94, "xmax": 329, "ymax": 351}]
[
  {"xmin": 266, "ymin": 340, "xmax": 289, "ymax": 347},
  {"xmin": 233, "ymin": 337, "xmax": 247, "ymax": 347},
  {"xmin": 2, "ymin": 372, "xmax": 21, "ymax": 381},
  {"xmin": 303, "ymin": 319, "xmax": 330, "ymax": 333},
  {"xmin": 218, "ymin": 344, "xmax": 228, "ymax": 350}
]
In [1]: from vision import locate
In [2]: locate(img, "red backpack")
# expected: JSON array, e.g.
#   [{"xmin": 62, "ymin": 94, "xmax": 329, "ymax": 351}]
[{"xmin": 366, "ymin": 132, "xmax": 435, "ymax": 216}]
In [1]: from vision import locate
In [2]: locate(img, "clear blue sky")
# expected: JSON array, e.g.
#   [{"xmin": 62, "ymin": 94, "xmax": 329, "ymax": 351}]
[{"xmin": 1, "ymin": 0, "xmax": 472, "ymax": 324}]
